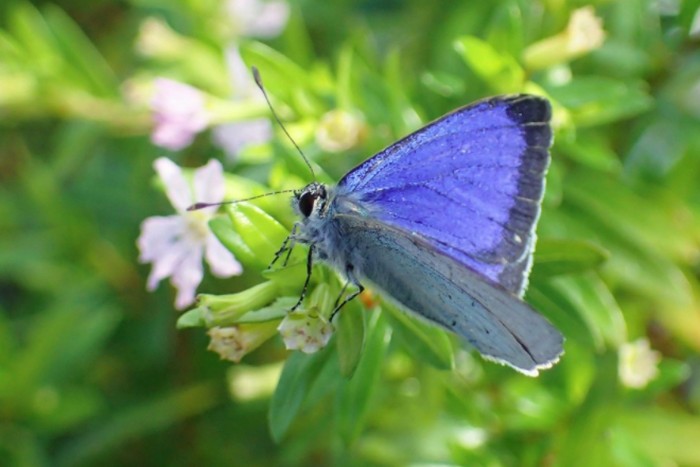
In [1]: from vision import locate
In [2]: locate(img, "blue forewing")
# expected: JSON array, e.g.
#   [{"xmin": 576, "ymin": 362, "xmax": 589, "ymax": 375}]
[{"xmin": 294, "ymin": 95, "xmax": 563, "ymax": 375}]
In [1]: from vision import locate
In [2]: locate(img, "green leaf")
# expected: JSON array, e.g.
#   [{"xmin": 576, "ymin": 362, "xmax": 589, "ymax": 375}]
[
  {"xmin": 237, "ymin": 297, "xmax": 298, "ymax": 323},
  {"xmin": 335, "ymin": 299, "xmax": 366, "ymax": 378},
  {"xmin": 262, "ymin": 260, "xmax": 309, "ymax": 292},
  {"xmin": 527, "ymin": 281, "xmax": 598, "ymax": 350},
  {"xmin": 55, "ymin": 383, "xmax": 221, "ymax": 467},
  {"xmin": 9, "ymin": 301, "xmax": 120, "ymax": 396},
  {"xmin": 176, "ymin": 307, "xmax": 206, "ymax": 329},
  {"xmin": 420, "ymin": 71, "xmax": 466, "ymax": 97},
  {"xmin": 209, "ymin": 203, "xmax": 290, "ymax": 271},
  {"xmin": 239, "ymin": 41, "xmax": 322, "ymax": 115},
  {"xmin": 8, "ymin": 2, "xmax": 59, "ymax": 71},
  {"xmin": 335, "ymin": 311, "xmax": 390, "ymax": 444},
  {"xmin": 532, "ymin": 238, "xmax": 609, "ymax": 278},
  {"xmin": 539, "ymin": 274, "xmax": 627, "ymax": 351},
  {"xmin": 44, "ymin": 5, "xmax": 118, "ymax": 97},
  {"xmin": 227, "ymin": 202, "xmax": 289, "ymax": 268},
  {"xmin": 556, "ymin": 130, "xmax": 623, "ymax": 173},
  {"xmin": 384, "ymin": 303, "xmax": 454, "ymax": 370},
  {"xmin": 453, "ymin": 35, "xmax": 525, "ymax": 93},
  {"xmin": 209, "ymin": 215, "xmax": 255, "ymax": 267},
  {"xmin": 268, "ymin": 346, "xmax": 333, "ymax": 442},
  {"xmin": 546, "ymin": 76, "xmax": 653, "ymax": 126},
  {"xmin": 617, "ymin": 409, "xmax": 700, "ymax": 465}
]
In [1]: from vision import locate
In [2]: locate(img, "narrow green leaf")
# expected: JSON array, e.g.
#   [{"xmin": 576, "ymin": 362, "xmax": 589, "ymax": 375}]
[
  {"xmin": 209, "ymin": 203, "xmax": 291, "ymax": 271},
  {"xmin": 8, "ymin": 2, "xmax": 59, "ymax": 70},
  {"xmin": 532, "ymin": 238, "xmax": 609, "ymax": 278},
  {"xmin": 617, "ymin": 409, "xmax": 700, "ymax": 465},
  {"xmin": 384, "ymin": 303, "xmax": 454, "ymax": 370},
  {"xmin": 335, "ymin": 311, "xmax": 390, "ymax": 444},
  {"xmin": 268, "ymin": 346, "xmax": 332, "ymax": 442},
  {"xmin": 453, "ymin": 35, "xmax": 525, "ymax": 93},
  {"xmin": 237, "ymin": 297, "xmax": 298, "ymax": 323},
  {"xmin": 44, "ymin": 5, "xmax": 118, "ymax": 97},
  {"xmin": 209, "ymin": 215, "xmax": 256, "ymax": 268},
  {"xmin": 176, "ymin": 308, "xmax": 206, "ymax": 329},
  {"xmin": 547, "ymin": 76, "xmax": 653, "ymax": 126},
  {"xmin": 227, "ymin": 202, "xmax": 289, "ymax": 269},
  {"xmin": 10, "ymin": 302, "xmax": 120, "ymax": 395},
  {"xmin": 55, "ymin": 383, "xmax": 221, "ymax": 467},
  {"xmin": 335, "ymin": 299, "xmax": 366, "ymax": 377},
  {"xmin": 543, "ymin": 274, "xmax": 627, "ymax": 350},
  {"xmin": 527, "ymin": 281, "xmax": 598, "ymax": 350},
  {"xmin": 239, "ymin": 41, "xmax": 321, "ymax": 114}
]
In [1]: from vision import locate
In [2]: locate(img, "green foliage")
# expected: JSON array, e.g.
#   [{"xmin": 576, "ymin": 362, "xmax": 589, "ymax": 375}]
[{"xmin": 2, "ymin": 0, "xmax": 700, "ymax": 466}]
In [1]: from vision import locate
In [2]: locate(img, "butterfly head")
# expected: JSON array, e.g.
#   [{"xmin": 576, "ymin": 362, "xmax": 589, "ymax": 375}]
[{"xmin": 295, "ymin": 182, "xmax": 328, "ymax": 218}]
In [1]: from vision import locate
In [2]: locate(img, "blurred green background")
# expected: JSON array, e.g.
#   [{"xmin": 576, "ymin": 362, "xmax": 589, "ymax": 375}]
[{"xmin": 2, "ymin": 0, "xmax": 700, "ymax": 465}]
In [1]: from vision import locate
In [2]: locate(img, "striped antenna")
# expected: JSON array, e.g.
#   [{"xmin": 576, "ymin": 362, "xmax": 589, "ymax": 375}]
[
  {"xmin": 186, "ymin": 189, "xmax": 298, "ymax": 211},
  {"xmin": 252, "ymin": 66, "xmax": 316, "ymax": 181}
]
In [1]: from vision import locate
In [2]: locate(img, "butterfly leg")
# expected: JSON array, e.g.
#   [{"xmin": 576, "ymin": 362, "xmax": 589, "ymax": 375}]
[
  {"xmin": 269, "ymin": 223, "xmax": 299, "ymax": 269},
  {"xmin": 330, "ymin": 265, "xmax": 364, "ymax": 322},
  {"xmin": 333, "ymin": 280, "xmax": 350, "ymax": 308},
  {"xmin": 290, "ymin": 244, "xmax": 314, "ymax": 312}
]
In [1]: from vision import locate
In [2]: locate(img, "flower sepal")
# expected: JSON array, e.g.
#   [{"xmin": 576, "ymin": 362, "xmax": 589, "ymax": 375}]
[
  {"xmin": 208, "ymin": 322, "xmax": 279, "ymax": 363},
  {"xmin": 198, "ymin": 281, "xmax": 281, "ymax": 327},
  {"xmin": 209, "ymin": 202, "xmax": 290, "ymax": 270}
]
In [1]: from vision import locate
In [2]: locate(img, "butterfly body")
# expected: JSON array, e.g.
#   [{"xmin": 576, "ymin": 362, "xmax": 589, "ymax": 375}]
[{"xmin": 291, "ymin": 94, "xmax": 563, "ymax": 375}]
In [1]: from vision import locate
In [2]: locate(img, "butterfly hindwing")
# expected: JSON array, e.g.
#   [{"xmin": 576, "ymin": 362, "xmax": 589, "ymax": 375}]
[{"xmin": 334, "ymin": 214, "xmax": 563, "ymax": 375}]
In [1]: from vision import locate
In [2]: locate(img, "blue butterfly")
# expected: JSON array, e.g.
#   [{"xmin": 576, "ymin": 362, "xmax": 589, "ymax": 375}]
[{"xmin": 281, "ymin": 94, "xmax": 563, "ymax": 376}]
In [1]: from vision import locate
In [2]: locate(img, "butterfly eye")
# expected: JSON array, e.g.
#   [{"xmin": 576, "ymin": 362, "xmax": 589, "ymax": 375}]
[{"xmin": 298, "ymin": 191, "xmax": 316, "ymax": 217}]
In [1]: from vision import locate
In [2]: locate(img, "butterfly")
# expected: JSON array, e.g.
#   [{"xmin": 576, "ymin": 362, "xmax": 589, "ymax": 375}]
[{"xmin": 280, "ymin": 94, "xmax": 563, "ymax": 376}]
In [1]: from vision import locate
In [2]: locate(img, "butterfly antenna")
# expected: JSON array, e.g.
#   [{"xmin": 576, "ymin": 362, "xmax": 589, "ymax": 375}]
[
  {"xmin": 187, "ymin": 189, "xmax": 298, "ymax": 211},
  {"xmin": 252, "ymin": 66, "xmax": 316, "ymax": 181}
]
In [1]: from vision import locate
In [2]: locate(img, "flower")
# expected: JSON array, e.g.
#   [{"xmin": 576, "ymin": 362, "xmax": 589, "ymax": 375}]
[
  {"xmin": 225, "ymin": 0, "xmax": 290, "ymax": 38},
  {"xmin": 523, "ymin": 6, "xmax": 606, "ymax": 71},
  {"xmin": 138, "ymin": 157, "xmax": 242, "ymax": 309},
  {"xmin": 618, "ymin": 338, "xmax": 662, "ymax": 389},
  {"xmin": 211, "ymin": 47, "xmax": 273, "ymax": 160},
  {"xmin": 207, "ymin": 322, "xmax": 279, "ymax": 362},
  {"xmin": 277, "ymin": 311, "xmax": 333, "ymax": 354},
  {"xmin": 150, "ymin": 79, "xmax": 209, "ymax": 150},
  {"xmin": 315, "ymin": 109, "xmax": 366, "ymax": 152}
]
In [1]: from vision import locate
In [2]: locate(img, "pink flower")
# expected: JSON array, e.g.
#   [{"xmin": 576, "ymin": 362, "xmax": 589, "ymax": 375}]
[
  {"xmin": 138, "ymin": 157, "xmax": 242, "ymax": 309},
  {"xmin": 150, "ymin": 79, "xmax": 209, "ymax": 150},
  {"xmin": 226, "ymin": 0, "xmax": 290, "ymax": 38}
]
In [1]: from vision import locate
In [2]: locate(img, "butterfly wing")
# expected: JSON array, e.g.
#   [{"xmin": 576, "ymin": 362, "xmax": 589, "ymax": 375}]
[
  {"xmin": 334, "ymin": 213, "xmax": 563, "ymax": 375},
  {"xmin": 336, "ymin": 95, "xmax": 552, "ymax": 296}
]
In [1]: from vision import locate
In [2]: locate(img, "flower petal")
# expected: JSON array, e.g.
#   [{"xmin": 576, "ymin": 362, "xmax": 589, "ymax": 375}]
[
  {"xmin": 277, "ymin": 311, "xmax": 334, "ymax": 354},
  {"xmin": 193, "ymin": 159, "xmax": 225, "ymax": 208},
  {"xmin": 226, "ymin": 0, "xmax": 290, "ymax": 39},
  {"xmin": 171, "ymin": 242, "xmax": 205, "ymax": 309},
  {"xmin": 212, "ymin": 119, "xmax": 272, "ymax": 159},
  {"xmin": 205, "ymin": 233, "xmax": 243, "ymax": 277},
  {"xmin": 137, "ymin": 215, "xmax": 186, "ymax": 262},
  {"xmin": 145, "ymin": 235, "xmax": 191, "ymax": 291},
  {"xmin": 154, "ymin": 157, "xmax": 192, "ymax": 212},
  {"xmin": 151, "ymin": 125, "xmax": 198, "ymax": 151},
  {"xmin": 223, "ymin": 46, "xmax": 254, "ymax": 98},
  {"xmin": 150, "ymin": 78, "xmax": 209, "ymax": 151}
]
